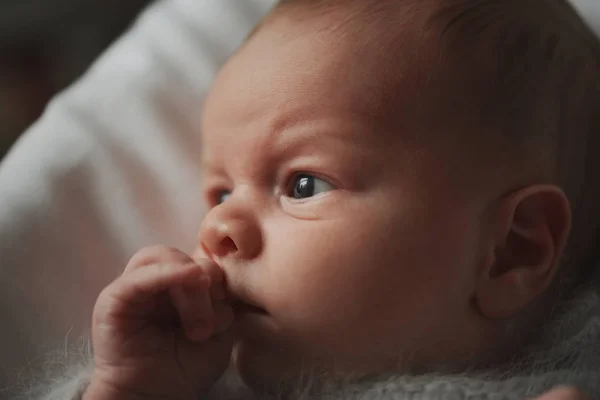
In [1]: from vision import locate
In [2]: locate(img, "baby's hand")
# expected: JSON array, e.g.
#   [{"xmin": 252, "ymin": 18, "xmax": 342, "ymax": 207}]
[
  {"xmin": 535, "ymin": 387, "xmax": 592, "ymax": 400},
  {"xmin": 85, "ymin": 246, "xmax": 234, "ymax": 400}
]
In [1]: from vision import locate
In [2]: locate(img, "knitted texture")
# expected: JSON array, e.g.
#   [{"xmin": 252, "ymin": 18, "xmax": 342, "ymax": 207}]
[
  {"xmin": 293, "ymin": 285, "xmax": 600, "ymax": 400},
  {"xmin": 15, "ymin": 280, "xmax": 600, "ymax": 400}
]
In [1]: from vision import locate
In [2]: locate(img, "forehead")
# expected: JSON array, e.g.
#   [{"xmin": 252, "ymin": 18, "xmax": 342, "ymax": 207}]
[
  {"xmin": 201, "ymin": 13, "xmax": 433, "ymax": 150},
  {"xmin": 199, "ymin": 7, "xmax": 517, "ymax": 198}
]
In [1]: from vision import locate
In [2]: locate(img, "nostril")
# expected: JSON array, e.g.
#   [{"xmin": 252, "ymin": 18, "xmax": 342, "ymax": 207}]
[{"xmin": 217, "ymin": 237, "xmax": 238, "ymax": 256}]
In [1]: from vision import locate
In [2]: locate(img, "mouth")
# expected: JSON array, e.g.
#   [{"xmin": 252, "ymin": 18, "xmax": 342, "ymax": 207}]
[
  {"xmin": 230, "ymin": 301, "xmax": 268, "ymax": 317},
  {"xmin": 226, "ymin": 295, "xmax": 268, "ymax": 319}
]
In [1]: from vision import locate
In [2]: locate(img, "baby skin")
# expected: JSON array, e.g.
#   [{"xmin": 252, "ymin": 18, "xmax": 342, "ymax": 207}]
[
  {"xmin": 83, "ymin": 2, "xmax": 595, "ymax": 399},
  {"xmin": 84, "ymin": 247, "xmax": 588, "ymax": 400}
]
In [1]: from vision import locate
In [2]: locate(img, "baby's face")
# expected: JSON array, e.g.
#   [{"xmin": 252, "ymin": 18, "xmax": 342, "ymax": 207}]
[{"xmin": 196, "ymin": 15, "xmax": 491, "ymax": 388}]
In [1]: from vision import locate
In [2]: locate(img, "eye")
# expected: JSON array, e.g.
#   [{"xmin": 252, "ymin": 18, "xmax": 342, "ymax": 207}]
[
  {"xmin": 288, "ymin": 174, "xmax": 334, "ymax": 200},
  {"xmin": 215, "ymin": 190, "xmax": 231, "ymax": 205}
]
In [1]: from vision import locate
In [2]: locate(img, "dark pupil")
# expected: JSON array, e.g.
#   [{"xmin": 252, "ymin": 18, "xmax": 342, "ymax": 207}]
[{"xmin": 293, "ymin": 176, "xmax": 314, "ymax": 199}]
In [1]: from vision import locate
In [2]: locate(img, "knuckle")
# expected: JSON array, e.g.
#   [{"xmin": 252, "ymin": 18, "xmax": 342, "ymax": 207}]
[
  {"xmin": 196, "ymin": 259, "xmax": 224, "ymax": 281},
  {"xmin": 545, "ymin": 387, "xmax": 590, "ymax": 400},
  {"xmin": 163, "ymin": 246, "xmax": 188, "ymax": 258},
  {"xmin": 126, "ymin": 245, "xmax": 193, "ymax": 271},
  {"xmin": 138, "ymin": 244, "xmax": 172, "ymax": 258}
]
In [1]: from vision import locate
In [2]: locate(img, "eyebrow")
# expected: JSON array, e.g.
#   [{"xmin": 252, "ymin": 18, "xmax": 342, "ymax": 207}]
[
  {"xmin": 270, "ymin": 117, "xmax": 376, "ymax": 160},
  {"xmin": 201, "ymin": 115, "xmax": 377, "ymax": 177}
]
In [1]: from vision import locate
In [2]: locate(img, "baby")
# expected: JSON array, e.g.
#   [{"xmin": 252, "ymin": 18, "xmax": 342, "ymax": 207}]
[{"xmin": 27, "ymin": 0, "xmax": 600, "ymax": 399}]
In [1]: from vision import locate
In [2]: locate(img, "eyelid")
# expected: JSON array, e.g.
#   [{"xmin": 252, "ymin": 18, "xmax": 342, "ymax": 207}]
[
  {"xmin": 281, "ymin": 170, "xmax": 342, "ymax": 194},
  {"xmin": 279, "ymin": 189, "xmax": 340, "ymax": 220}
]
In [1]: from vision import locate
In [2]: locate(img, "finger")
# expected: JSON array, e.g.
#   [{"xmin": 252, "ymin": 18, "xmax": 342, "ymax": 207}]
[
  {"xmin": 194, "ymin": 258, "xmax": 227, "ymax": 301},
  {"xmin": 212, "ymin": 300, "xmax": 235, "ymax": 334},
  {"xmin": 107, "ymin": 263, "xmax": 209, "ymax": 307},
  {"xmin": 124, "ymin": 246, "xmax": 226, "ymax": 298},
  {"xmin": 535, "ymin": 387, "xmax": 591, "ymax": 400},
  {"xmin": 211, "ymin": 280, "xmax": 227, "ymax": 301},
  {"xmin": 124, "ymin": 247, "xmax": 227, "ymax": 299},
  {"xmin": 124, "ymin": 246, "xmax": 196, "ymax": 275},
  {"xmin": 170, "ymin": 281, "xmax": 215, "ymax": 342}
]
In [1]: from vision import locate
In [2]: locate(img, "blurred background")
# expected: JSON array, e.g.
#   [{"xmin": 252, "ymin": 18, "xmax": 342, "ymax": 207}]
[
  {"xmin": 1, "ymin": 0, "xmax": 598, "ymax": 163},
  {"xmin": 0, "ymin": 0, "xmax": 152, "ymax": 159}
]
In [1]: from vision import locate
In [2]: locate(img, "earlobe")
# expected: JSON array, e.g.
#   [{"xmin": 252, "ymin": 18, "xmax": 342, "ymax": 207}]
[{"xmin": 476, "ymin": 185, "xmax": 571, "ymax": 320}]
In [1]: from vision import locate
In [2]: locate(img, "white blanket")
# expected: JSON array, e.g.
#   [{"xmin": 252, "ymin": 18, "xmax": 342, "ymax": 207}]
[
  {"xmin": 0, "ymin": 0, "xmax": 274, "ymax": 388},
  {"xmin": 0, "ymin": 0, "xmax": 597, "ymax": 391}
]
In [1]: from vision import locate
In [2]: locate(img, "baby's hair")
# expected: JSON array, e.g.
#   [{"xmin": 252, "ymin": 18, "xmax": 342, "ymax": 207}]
[
  {"xmin": 427, "ymin": 0, "xmax": 600, "ymax": 294},
  {"xmin": 262, "ymin": 0, "xmax": 600, "ymax": 294}
]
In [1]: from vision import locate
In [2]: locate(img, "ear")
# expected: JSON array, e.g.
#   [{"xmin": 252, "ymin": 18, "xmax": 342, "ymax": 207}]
[{"xmin": 475, "ymin": 185, "xmax": 571, "ymax": 319}]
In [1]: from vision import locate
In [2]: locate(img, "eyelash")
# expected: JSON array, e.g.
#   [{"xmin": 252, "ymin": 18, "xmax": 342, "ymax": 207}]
[{"xmin": 206, "ymin": 171, "xmax": 338, "ymax": 207}]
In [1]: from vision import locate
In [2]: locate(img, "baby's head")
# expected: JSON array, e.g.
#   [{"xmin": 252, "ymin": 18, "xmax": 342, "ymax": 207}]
[{"xmin": 195, "ymin": 0, "xmax": 600, "ymax": 392}]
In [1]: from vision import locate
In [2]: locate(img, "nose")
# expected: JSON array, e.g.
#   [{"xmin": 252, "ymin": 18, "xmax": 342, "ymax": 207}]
[{"xmin": 198, "ymin": 201, "xmax": 262, "ymax": 260}]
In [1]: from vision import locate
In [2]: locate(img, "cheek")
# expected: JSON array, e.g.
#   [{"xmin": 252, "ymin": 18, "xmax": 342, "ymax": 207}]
[
  {"xmin": 261, "ymin": 204, "xmax": 477, "ymax": 339},
  {"xmin": 261, "ymin": 219, "xmax": 388, "ymax": 329}
]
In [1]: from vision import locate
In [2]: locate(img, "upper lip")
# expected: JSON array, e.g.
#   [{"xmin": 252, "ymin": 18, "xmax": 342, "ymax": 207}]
[{"xmin": 212, "ymin": 259, "xmax": 267, "ymax": 314}]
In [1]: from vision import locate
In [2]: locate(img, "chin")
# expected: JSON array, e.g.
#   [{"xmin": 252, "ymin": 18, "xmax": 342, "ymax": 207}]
[
  {"xmin": 232, "ymin": 337, "xmax": 311, "ymax": 396},
  {"xmin": 233, "ymin": 338, "xmax": 278, "ymax": 390}
]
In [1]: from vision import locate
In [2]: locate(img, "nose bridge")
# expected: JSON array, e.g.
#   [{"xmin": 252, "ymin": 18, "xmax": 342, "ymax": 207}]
[
  {"xmin": 199, "ymin": 193, "xmax": 262, "ymax": 260},
  {"xmin": 205, "ymin": 185, "xmax": 252, "ymax": 224}
]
